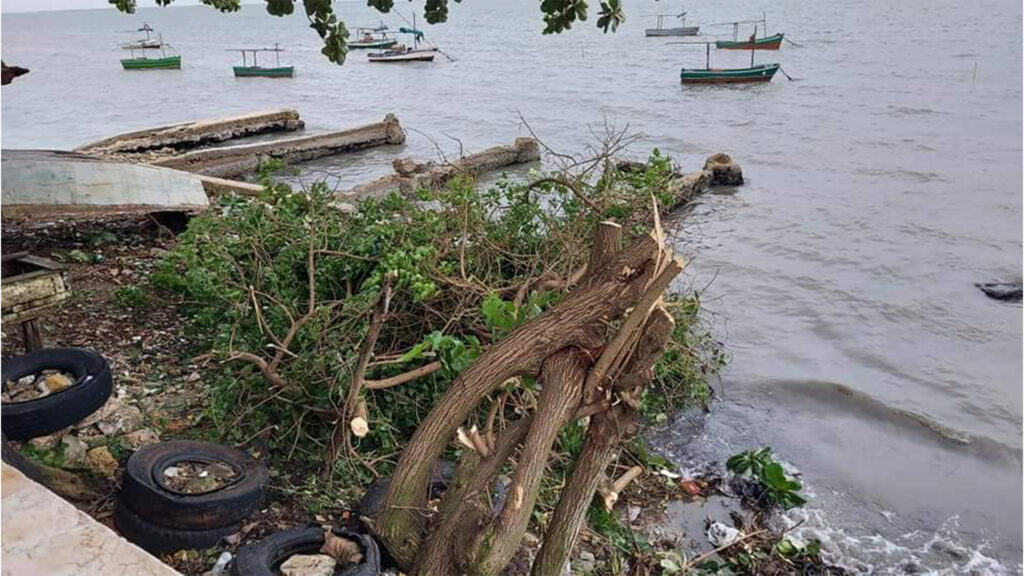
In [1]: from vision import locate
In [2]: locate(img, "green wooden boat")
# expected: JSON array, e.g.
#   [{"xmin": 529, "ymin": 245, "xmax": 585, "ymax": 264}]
[
  {"xmin": 233, "ymin": 65, "xmax": 293, "ymax": 77},
  {"xmin": 120, "ymin": 24, "xmax": 180, "ymax": 70},
  {"xmin": 681, "ymin": 63, "xmax": 779, "ymax": 84},
  {"xmin": 230, "ymin": 45, "xmax": 293, "ymax": 78},
  {"xmin": 715, "ymin": 33, "xmax": 784, "ymax": 51},
  {"xmin": 121, "ymin": 55, "xmax": 181, "ymax": 69}
]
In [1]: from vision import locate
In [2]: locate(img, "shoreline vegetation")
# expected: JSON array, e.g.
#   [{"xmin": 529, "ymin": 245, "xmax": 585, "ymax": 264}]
[{"xmin": 2, "ymin": 145, "xmax": 844, "ymax": 575}]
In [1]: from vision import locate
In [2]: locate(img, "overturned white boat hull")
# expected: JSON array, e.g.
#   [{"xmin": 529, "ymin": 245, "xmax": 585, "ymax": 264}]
[{"xmin": 1, "ymin": 150, "xmax": 209, "ymax": 219}]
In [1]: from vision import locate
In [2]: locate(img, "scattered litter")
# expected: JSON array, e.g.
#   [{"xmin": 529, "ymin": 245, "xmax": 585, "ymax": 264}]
[{"xmin": 707, "ymin": 521, "xmax": 742, "ymax": 547}]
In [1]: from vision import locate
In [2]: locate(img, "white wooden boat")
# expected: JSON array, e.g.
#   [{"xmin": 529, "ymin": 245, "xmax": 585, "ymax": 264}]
[{"xmin": 367, "ymin": 46, "xmax": 437, "ymax": 62}]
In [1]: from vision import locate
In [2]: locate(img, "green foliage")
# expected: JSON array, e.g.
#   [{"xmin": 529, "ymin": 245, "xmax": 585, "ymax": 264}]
[
  {"xmin": 113, "ymin": 284, "xmax": 148, "ymax": 309},
  {"xmin": 155, "ymin": 154, "xmax": 722, "ymax": 511},
  {"xmin": 727, "ymin": 447, "xmax": 807, "ymax": 510},
  {"xmin": 112, "ymin": 0, "xmax": 627, "ymax": 64}
]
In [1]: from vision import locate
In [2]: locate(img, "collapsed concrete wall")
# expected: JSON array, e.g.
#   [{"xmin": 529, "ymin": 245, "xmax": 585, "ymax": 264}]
[
  {"xmin": 75, "ymin": 109, "xmax": 304, "ymax": 157},
  {"xmin": 343, "ymin": 137, "xmax": 540, "ymax": 200},
  {"xmin": 151, "ymin": 114, "xmax": 406, "ymax": 179}
]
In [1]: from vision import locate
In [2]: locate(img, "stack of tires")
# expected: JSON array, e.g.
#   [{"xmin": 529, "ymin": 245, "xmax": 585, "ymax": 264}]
[{"xmin": 115, "ymin": 441, "xmax": 269, "ymax": 554}]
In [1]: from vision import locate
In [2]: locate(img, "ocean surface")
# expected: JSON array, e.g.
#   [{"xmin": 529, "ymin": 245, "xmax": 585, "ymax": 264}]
[{"xmin": 3, "ymin": 0, "xmax": 1022, "ymax": 572}]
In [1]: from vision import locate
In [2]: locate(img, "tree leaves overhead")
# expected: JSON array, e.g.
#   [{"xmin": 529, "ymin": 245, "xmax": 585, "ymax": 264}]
[
  {"xmin": 113, "ymin": 0, "xmax": 626, "ymax": 65},
  {"xmin": 540, "ymin": 0, "xmax": 588, "ymax": 34},
  {"xmin": 596, "ymin": 0, "xmax": 624, "ymax": 33}
]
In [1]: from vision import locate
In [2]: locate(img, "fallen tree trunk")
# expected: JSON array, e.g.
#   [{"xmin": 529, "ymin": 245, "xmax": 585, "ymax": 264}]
[{"xmin": 371, "ymin": 207, "xmax": 685, "ymax": 574}]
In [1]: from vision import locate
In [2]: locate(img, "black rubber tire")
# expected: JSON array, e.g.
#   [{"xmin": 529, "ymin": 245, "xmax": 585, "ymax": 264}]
[
  {"xmin": 1, "ymin": 347, "xmax": 112, "ymax": 441},
  {"xmin": 356, "ymin": 460, "xmax": 454, "ymax": 518},
  {"xmin": 231, "ymin": 525, "xmax": 381, "ymax": 576},
  {"xmin": 115, "ymin": 500, "xmax": 239, "ymax": 554},
  {"xmin": 120, "ymin": 440, "xmax": 269, "ymax": 530}
]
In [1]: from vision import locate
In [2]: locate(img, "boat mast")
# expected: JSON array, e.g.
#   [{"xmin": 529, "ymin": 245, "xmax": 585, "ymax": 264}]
[
  {"xmin": 750, "ymin": 26, "xmax": 756, "ymax": 66},
  {"xmin": 706, "ymin": 42, "xmax": 710, "ymax": 69}
]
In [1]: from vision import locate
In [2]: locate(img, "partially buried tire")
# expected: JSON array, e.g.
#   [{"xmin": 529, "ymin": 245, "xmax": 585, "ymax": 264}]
[
  {"xmin": 232, "ymin": 525, "xmax": 381, "ymax": 576},
  {"xmin": 1, "ymin": 347, "xmax": 112, "ymax": 441},
  {"xmin": 120, "ymin": 440, "xmax": 269, "ymax": 531},
  {"xmin": 115, "ymin": 500, "xmax": 239, "ymax": 554}
]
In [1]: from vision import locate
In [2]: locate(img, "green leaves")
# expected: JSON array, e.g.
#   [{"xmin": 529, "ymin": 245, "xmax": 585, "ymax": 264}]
[
  {"xmin": 540, "ymin": 0, "xmax": 589, "ymax": 33},
  {"xmin": 265, "ymin": 0, "xmax": 295, "ymax": 16},
  {"xmin": 596, "ymin": 0, "xmax": 624, "ymax": 32},
  {"xmin": 424, "ymin": 0, "xmax": 450, "ymax": 24},
  {"xmin": 727, "ymin": 447, "xmax": 807, "ymax": 510}
]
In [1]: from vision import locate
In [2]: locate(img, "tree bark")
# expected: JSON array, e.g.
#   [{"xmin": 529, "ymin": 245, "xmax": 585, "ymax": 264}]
[{"xmin": 375, "ymin": 233, "xmax": 663, "ymax": 567}]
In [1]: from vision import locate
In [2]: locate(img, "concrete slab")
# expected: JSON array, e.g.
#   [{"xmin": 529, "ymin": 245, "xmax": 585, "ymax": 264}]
[{"xmin": 1, "ymin": 462, "xmax": 180, "ymax": 576}]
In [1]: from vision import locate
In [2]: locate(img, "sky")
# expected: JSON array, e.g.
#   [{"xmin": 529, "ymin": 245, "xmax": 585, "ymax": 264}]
[{"xmin": 1, "ymin": 0, "xmax": 256, "ymax": 13}]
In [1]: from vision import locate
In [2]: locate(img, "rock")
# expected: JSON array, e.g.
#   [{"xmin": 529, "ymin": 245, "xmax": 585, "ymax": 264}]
[
  {"xmin": 84, "ymin": 446, "xmax": 119, "ymax": 478},
  {"xmin": 61, "ymin": 435, "xmax": 88, "ymax": 468},
  {"xmin": 75, "ymin": 397, "xmax": 122, "ymax": 429},
  {"xmin": 578, "ymin": 550, "xmax": 596, "ymax": 573},
  {"xmin": 29, "ymin": 432, "xmax": 64, "ymax": 450},
  {"xmin": 163, "ymin": 466, "xmax": 180, "ymax": 478},
  {"xmin": 703, "ymin": 153, "xmax": 744, "ymax": 186},
  {"xmin": 976, "ymin": 281, "xmax": 1022, "ymax": 302},
  {"xmin": 121, "ymin": 428, "xmax": 161, "ymax": 449},
  {"xmin": 96, "ymin": 404, "xmax": 144, "ymax": 436},
  {"xmin": 627, "ymin": 505, "xmax": 642, "ymax": 522},
  {"xmin": 185, "ymin": 371, "xmax": 202, "ymax": 383},
  {"xmin": 392, "ymin": 157, "xmax": 420, "ymax": 176},
  {"xmin": 279, "ymin": 554, "xmax": 337, "ymax": 576},
  {"xmin": 44, "ymin": 373, "xmax": 72, "ymax": 392}
]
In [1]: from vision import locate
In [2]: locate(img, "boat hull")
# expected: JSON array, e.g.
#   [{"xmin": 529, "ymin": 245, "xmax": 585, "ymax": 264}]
[
  {"xmin": 367, "ymin": 49, "xmax": 437, "ymax": 62},
  {"xmin": 233, "ymin": 66, "xmax": 294, "ymax": 78},
  {"xmin": 121, "ymin": 56, "xmax": 181, "ymax": 69},
  {"xmin": 350, "ymin": 39, "xmax": 398, "ymax": 49},
  {"xmin": 680, "ymin": 63, "xmax": 779, "ymax": 84},
  {"xmin": 715, "ymin": 33, "xmax": 784, "ymax": 50},
  {"xmin": 645, "ymin": 26, "xmax": 699, "ymax": 37}
]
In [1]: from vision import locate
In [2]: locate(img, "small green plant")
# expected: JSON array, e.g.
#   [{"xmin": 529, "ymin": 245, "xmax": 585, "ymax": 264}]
[
  {"xmin": 113, "ymin": 284, "xmax": 148, "ymax": 309},
  {"xmin": 727, "ymin": 447, "xmax": 806, "ymax": 510}
]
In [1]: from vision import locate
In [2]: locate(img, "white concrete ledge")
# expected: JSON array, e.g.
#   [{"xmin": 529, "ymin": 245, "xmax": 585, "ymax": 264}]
[{"xmin": 2, "ymin": 462, "xmax": 180, "ymax": 576}]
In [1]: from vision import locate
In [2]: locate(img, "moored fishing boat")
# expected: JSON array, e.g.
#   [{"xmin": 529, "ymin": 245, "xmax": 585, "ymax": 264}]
[
  {"xmin": 680, "ymin": 63, "xmax": 779, "ymax": 84},
  {"xmin": 675, "ymin": 39, "xmax": 781, "ymax": 85},
  {"xmin": 350, "ymin": 24, "xmax": 398, "ymax": 49},
  {"xmin": 120, "ymin": 24, "xmax": 180, "ymax": 69},
  {"xmin": 715, "ymin": 33, "xmax": 784, "ymax": 50},
  {"xmin": 367, "ymin": 16, "xmax": 441, "ymax": 63},
  {"xmin": 645, "ymin": 6, "xmax": 699, "ymax": 37},
  {"xmin": 231, "ymin": 44, "xmax": 293, "ymax": 77}
]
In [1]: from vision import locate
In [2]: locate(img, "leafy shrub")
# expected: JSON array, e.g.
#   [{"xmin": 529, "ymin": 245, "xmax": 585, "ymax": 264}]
[{"xmin": 153, "ymin": 154, "xmax": 725, "ymax": 498}]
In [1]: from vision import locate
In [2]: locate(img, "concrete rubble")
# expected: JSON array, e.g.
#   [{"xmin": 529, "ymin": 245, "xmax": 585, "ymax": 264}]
[
  {"xmin": 150, "ymin": 113, "xmax": 406, "ymax": 179},
  {"xmin": 343, "ymin": 136, "xmax": 541, "ymax": 200},
  {"xmin": 75, "ymin": 109, "xmax": 304, "ymax": 157}
]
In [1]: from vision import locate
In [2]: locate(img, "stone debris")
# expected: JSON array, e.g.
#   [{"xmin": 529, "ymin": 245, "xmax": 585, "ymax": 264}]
[
  {"xmin": 95, "ymin": 404, "xmax": 144, "ymax": 436},
  {"xmin": 343, "ymin": 137, "xmax": 541, "ymax": 201},
  {"xmin": 280, "ymin": 553, "xmax": 338, "ymax": 576},
  {"xmin": 83, "ymin": 446, "xmax": 119, "ymax": 478},
  {"xmin": 703, "ymin": 153, "xmax": 744, "ymax": 186},
  {"xmin": 162, "ymin": 461, "xmax": 238, "ymax": 494},
  {"xmin": 2, "ymin": 369, "xmax": 76, "ymax": 403},
  {"xmin": 121, "ymin": 428, "xmax": 161, "ymax": 449},
  {"xmin": 577, "ymin": 550, "xmax": 596, "ymax": 573},
  {"xmin": 61, "ymin": 435, "xmax": 88, "ymax": 469}
]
